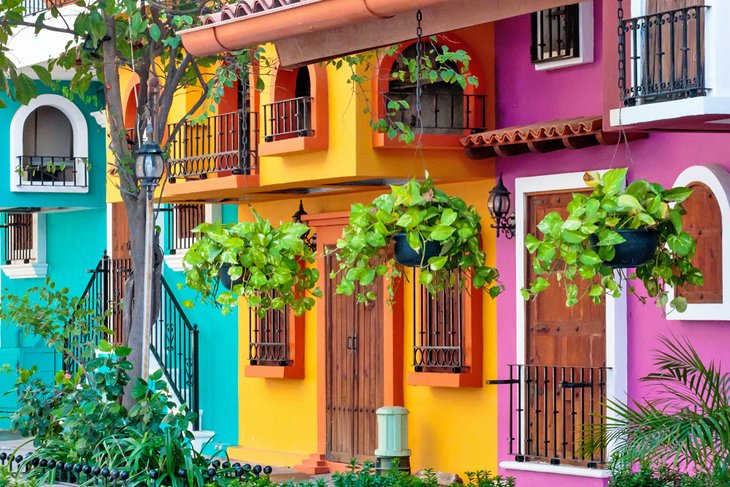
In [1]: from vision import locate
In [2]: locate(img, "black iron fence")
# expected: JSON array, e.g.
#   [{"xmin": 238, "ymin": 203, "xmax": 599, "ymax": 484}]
[
  {"xmin": 152, "ymin": 277, "xmax": 200, "ymax": 429},
  {"xmin": 22, "ymin": 0, "xmax": 74, "ymax": 15},
  {"xmin": 164, "ymin": 203, "xmax": 205, "ymax": 254},
  {"xmin": 248, "ymin": 306, "xmax": 290, "ymax": 366},
  {"xmin": 488, "ymin": 364, "xmax": 609, "ymax": 468},
  {"xmin": 65, "ymin": 253, "xmax": 199, "ymax": 428},
  {"xmin": 383, "ymin": 92, "xmax": 487, "ymax": 133},
  {"xmin": 620, "ymin": 5, "xmax": 707, "ymax": 106},
  {"xmin": 414, "ymin": 272, "xmax": 464, "ymax": 372},
  {"xmin": 0, "ymin": 212, "xmax": 34, "ymax": 265},
  {"xmin": 262, "ymin": 96, "xmax": 313, "ymax": 141},
  {"xmin": 166, "ymin": 110, "xmax": 258, "ymax": 181},
  {"xmin": 16, "ymin": 156, "xmax": 88, "ymax": 188},
  {"xmin": 0, "ymin": 451, "xmax": 272, "ymax": 486}
]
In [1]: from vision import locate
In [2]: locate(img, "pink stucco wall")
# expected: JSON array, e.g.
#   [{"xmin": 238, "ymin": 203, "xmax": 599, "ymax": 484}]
[{"xmin": 492, "ymin": 2, "xmax": 730, "ymax": 485}]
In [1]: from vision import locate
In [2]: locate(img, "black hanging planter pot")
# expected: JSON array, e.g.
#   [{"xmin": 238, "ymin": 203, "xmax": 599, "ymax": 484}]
[
  {"xmin": 591, "ymin": 229, "xmax": 659, "ymax": 268},
  {"xmin": 219, "ymin": 263, "xmax": 244, "ymax": 290},
  {"xmin": 393, "ymin": 232, "xmax": 442, "ymax": 268}
]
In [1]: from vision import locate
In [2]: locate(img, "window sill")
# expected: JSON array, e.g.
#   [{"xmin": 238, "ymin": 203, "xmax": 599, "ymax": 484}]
[
  {"xmin": 164, "ymin": 252, "xmax": 188, "ymax": 272},
  {"xmin": 373, "ymin": 132, "xmax": 470, "ymax": 150},
  {"xmin": 1, "ymin": 263, "xmax": 48, "ymax": 279},
  {"xmin": 259, "ymin": 134, "xmax": 327, "ymax": 157},
  {"xmin": 406, "ymin": 370, "xmax": 481, "ymax": 388},
  {"xmin": 244, "ymin": 363, "xmax": 304, "ymax": 379},
  {"xmin": 533, "ymin": 55, "xmax": 591, "ymax": 71},
  {"xmin": 499, "ymin": 461, "xmax": 611, "ymax": 479},
  {"xmin": 10, "ymin": 185, "xmax": 89, "ymax": 194}
]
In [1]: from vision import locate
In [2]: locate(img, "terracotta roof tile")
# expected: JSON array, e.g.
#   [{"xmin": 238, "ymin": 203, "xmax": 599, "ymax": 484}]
[
  {"xmin": 203, "ymin": 0, "xmax": 308, "ymax": 24},
  {"xmin": 461, "ymin": 116, "xmax": 603, "ymax": 148}
]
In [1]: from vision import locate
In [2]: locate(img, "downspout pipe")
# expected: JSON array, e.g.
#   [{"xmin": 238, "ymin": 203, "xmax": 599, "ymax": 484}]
[{"xmin": 180, "ymin": 0, "xmax": 450, "ymax": 57}]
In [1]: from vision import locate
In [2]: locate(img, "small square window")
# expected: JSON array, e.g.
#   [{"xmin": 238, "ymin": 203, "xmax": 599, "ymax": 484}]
[
  {"xmin": 1, "ymin": 212, "xmax": 35, "ymax": 265},
  {"xmin": 531, "ymin": 2, "xmax": 593, "ymax": 70}
]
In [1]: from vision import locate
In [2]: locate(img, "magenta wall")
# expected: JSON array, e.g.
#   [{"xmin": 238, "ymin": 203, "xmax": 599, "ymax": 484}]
[{"xmin": 492, "ymin": 2, "xmax": 730, "ymax": 485}]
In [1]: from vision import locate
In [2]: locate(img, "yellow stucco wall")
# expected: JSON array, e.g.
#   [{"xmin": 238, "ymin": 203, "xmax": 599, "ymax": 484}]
[{"xmin": 229, "ymin": 178, "xmax": 499, "ymax": 475}]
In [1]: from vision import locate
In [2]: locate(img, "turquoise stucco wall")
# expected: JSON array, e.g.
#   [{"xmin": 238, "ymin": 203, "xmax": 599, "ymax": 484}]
[
  {"xmin": 162, "ymin": 204, "xmax": 239, "ymax": 450},
  {"xmin": 0, "ymin": 207, "xmax": 107, "ymax": 426},
  {"xmin": 0, "ymin": 81, "xmax": 107, "ymax": 210}
]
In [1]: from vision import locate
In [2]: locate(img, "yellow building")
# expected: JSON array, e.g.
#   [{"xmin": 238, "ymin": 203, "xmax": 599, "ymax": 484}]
[{"xmin": 161, "ymin": 22, "xmax": 500, "ymax": 474}]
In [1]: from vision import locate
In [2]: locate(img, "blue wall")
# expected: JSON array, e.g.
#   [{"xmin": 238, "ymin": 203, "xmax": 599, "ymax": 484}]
[
  {"xmin": 162, "ymin": 204, "xmax": 239, "ymax": 450},
  {"xmin": 0, "ymin": 81, "xmax": 107, "ymax": 210}
]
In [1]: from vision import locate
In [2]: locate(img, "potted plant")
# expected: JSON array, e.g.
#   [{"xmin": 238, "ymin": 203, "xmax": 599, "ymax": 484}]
[
  {"xmin": 182, "ymin": 210, "xmax": 322, "ymax": 316},
  {"xmin": 331, "ymin": 175, "xmax": 502, "ymax": 303},
  {"xmin": 522, "ymin": 168, "xmax": 703, "ymax": 313}
]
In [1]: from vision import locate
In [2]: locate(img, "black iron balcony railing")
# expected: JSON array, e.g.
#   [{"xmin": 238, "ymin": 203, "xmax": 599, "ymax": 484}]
[
  {"xmin": 23, "ymin": 0, "xmax": 74, "ymax": 16},
  {"xmin": 262, "ymin": 96, "xmax": 313, "ymax": 141},
  {"xmin": 620, "ymin": 5, "xmax": 707, "ymax": 106},
  {"xmin": 249, "ymin": 306, "xmax": 290, "ymax": 366},
  {"xmin": 414, "ymin": 272, "xmax": 464, "ymax": 373},
  {"xmin": 164, "ymin": 203, "xmax": 205, "ymax": 254},
  {"xmin": 488, "ymin": 364, "xmax": 609, "ymax": 468},
  {"xmin": 166, "ymin": 109, "xmax": 258, "ymax": 182},
  {"xmin": 383, "ymin": 92, "xmax": 487, "ymax": 133},
  {"xmin": 0, "ymin": 212, "xmax": 34, "ymax": 265},
  {"xmin": 126, "ymin": 127, "xmax": 138, "ymax": 151},
  {"xmin": 17, "ymin": 156, "xmax": 87, "ymax": 188}
]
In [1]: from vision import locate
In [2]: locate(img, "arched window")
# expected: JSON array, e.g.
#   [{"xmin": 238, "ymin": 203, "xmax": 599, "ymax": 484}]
[
  {"xmin": 384, "ymin": 41, "xmax": 486, "ymax": 136},
  {"xmin": 669, "ymin": 165, "xmax": 730, "ymax": 320},
  {"xmin": 10, "ymin": 94, "xmax": 89, "ymax": 192},
  {"xmin": 263, "ymin": 66, "xmax": 314, "ymax": 141}
]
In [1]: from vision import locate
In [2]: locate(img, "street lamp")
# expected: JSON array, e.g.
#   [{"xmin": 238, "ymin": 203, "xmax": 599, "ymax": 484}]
[
  {"xmin": 487, "ymin": 174, "xmax": 515, "ymax": 239},
  {"xmin": 134, "ymin": 124, "xmax": 164, "ymax": 379}
]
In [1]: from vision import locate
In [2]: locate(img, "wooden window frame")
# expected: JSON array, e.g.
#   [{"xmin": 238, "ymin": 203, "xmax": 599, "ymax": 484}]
[
  {"xmin": 668, "ymin": 165, "xmax": 730, "ymax": 321},
  {"xmin": 407, "ymin": 270, "xmax": 483, "ymax": 388}
]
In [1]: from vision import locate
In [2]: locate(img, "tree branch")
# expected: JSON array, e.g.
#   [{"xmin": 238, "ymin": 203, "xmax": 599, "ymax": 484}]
[
  {"xmin": 0, "ymin": 19, "xmax": 75, "ymax": 35},
  {"xmin": 163, "ymin": 59, "xmax": 209, "ymax": 150}
]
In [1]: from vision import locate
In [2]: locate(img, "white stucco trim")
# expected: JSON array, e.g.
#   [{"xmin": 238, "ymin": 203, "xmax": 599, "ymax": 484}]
[
  {"xmin": 9, "ymin": 94, "xmax": 89, "ymax": 193},
  {"xmin": 1, "ymin": 213, "xmax": 47, "ymax": 279},
  {"xmin": 164, "ymin": 204, "xmax": 219, "ymax": 272},
  {"xmin": 533, "ymin": 1, "xmax": 594, "ymax": 71},
  {"xmin": 500, "ymin": 461, "xmax": 611, "ymax": 479},
  {"xmin": 667, "ymin": 164, "xmax": 730, "ymax": 321},
  {"xmin": 514, "ymin": 170, "xmax": 628, "ymax": 465}
]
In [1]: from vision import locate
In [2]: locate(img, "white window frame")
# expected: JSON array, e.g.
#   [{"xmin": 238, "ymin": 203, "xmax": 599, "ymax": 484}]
[
  {"xmin": 667, "ymin": 164, "xmax": 730, "ymax": 321},
  {"xmin": 164, "ymin": 204, "xmax": 219, "ymax": 272},
  {"xmin": 9, "ymin": 94, "xmax": 89, "ymax": 194},
  {"xmin": 1, "ymin": 212, "xmax": 47, "ymax": 279},
  {"xmin": 533, "ymin": 1, "xmax": 594, "ymax": 71},
  {"xmin": 501, "ymin": 170, "xmax": 627, "ymax": 477}
]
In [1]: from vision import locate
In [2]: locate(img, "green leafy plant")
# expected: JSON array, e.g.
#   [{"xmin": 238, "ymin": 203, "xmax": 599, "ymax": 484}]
[
  {"xmin": 332, "ymin": 176, "xmax": 501, "ymax": 304},
  {"xmin": 464, "ymin": 470, "xmax": 515, "ymax": 487},
  {"xmin": 522, "ymin": 168, "xmax": 703, "ymax": 313},
  {"xmin": 586, "ymin": 336, "xmax": 730, "ymax": 483},
  {"xmin": 183, "ymin": 210, "xmax": 322, "ymax": 317}
]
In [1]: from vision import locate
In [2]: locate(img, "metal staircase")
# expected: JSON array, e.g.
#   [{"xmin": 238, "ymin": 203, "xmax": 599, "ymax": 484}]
[{"xmin": 67, "ymin": 252, "xmax": 200, "ymax": 428}]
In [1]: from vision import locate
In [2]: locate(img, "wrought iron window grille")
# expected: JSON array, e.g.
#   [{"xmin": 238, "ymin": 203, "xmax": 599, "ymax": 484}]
[
  {"xmin": 0, "ymin": 212, "xmax": 34, "ymax": 265},
  {"xmin": 262, "ymin": 96, "xmax": 314, "ymax": 141},
  {"xmin": 163, "ymin": 204, "xmax": 206, "ymax": 255},
  {"xmin": 248, "ymin": 305, "xmax": 291, "ymax": 367},
  {"xmin": 22, "ymin": 0, "xmax": 74, "ymax": 16},
  {"xmin": 383, "ymin": 92, "xmax": 487, "ymax": 134},
  {"xmin": 16, "ymin": 156, "xmax": 88, "ymax": 188},
  {"xmin": 531, "ymin": 4, "xmax": 581, "ymax": 64}
]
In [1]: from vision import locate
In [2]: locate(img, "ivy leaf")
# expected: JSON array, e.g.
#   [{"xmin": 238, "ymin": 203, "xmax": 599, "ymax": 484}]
[
  {"xmin": 602, "ymin": 168, "xmax": 627, "ymax": 197},
  {"xmin": 670, "ymin": 296, "xmax": 688, "ymax": 313},
  {"xmin": 664, "ymin": 187, "xmax": 694, "ymax": 203},
  {"xmin": 429, "ymin": 225, "xmax": 455, "ymax": 241},
  {"xmin": 617, "ymin": 194, "xmax": 643, "ymax": 211}
]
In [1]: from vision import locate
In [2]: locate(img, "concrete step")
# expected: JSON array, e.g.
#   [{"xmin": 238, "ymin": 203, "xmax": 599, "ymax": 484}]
[{"xmin": 294, "ymin": 454, "xmax": 329, "ymax": 475}]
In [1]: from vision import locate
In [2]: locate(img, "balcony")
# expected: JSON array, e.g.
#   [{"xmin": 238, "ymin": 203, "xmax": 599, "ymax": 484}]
[
  {"xmin": 493, "ymin": 364, "xmax": 609, "ymax": 468},
  {"xmin": 383, "ymin": 92, "xmax": 487, "ymax": 135},
  {"xmin": 23, "ymin": 0, "xmax": 75, "ymax": 16},
  {"xmin": 16, "ymin": 155, "xmax": 88, "ymax": 189},
  {"xmin": 612, "ymin": 4, "xmax": 730, "ymax": 131},
  {"xmin": 262, "ymin": 96, "xmax": 313, "ymax": 142},
  {"xmin": 166, "ymin": 110, "xmax": 258, "ymax": 182}
]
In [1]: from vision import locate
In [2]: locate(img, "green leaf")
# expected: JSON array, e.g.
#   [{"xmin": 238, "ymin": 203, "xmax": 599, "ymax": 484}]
[
  {"xmin": 601, "ymin": 168, "xmax": 627, "ymax": 197},
  {"xmin": 664, "ymin": 187, "xmax": 694, "ymax": 203},
  {"xmin": 30, "ymin": 65, "xmax": 53, "ymax": 86},
  {"xmin": 670, "ymin": 296, "xmax": 688, "ymax": 313},
  {"xmin": 617, "ymin": 194, "xmax": 643, "ymax": 211},
  {"xmin": 429, "ymin": 225, "xmax": 455, "ymax": 241},
  {"xmin": 525, "ymin": 234, "xmax": 541, "ymax": 253},
  {"xmin": 429, "ymin": 255, "xmax": 448, "ymax": 271},
  {"xmin": 440, "ymin": 208, "xmax": 457, "ymax": 226},
  {"xmin": 562, "ymin": 230, "xmax": 587, "ymax": 244}
]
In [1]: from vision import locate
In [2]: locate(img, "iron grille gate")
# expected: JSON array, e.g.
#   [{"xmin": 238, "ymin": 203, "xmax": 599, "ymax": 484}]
[
  {"xmin": 531, "ymin": 4, "xmax": 581, "ymax": 64},
  {"xmin": 65, "ymin": 252, "xmax": 199, "ymax": 428}
]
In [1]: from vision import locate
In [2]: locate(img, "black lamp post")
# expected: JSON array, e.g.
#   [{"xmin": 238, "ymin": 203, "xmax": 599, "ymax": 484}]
[
  {"xmin": 134, "ymin": 124, "xmax": 165, "ymax": 379},
  {"xmin": 292, "ymin": 200, "xmax": 317, "ymax": 251},
  {"xmin": 487, "ymin": 174, "xmax": 515, "ymax": 239}
]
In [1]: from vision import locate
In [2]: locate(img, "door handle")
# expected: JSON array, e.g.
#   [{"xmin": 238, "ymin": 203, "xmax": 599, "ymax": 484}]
[{"xmin": 346, "ymin": 336, "xmax": 359, "ymax": 351}]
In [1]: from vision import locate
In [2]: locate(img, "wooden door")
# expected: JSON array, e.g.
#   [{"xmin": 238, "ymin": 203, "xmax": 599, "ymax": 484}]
[
  {"xmin": 110, "ymin": 203, "xmax": 132, "ymax": 343},
  {"xmin": 325, "ymin": 255, "xmax": 384, "ymax": 463},
  {"xmin": 525, "ymin": 191, "xmax": 606, "ymax": 462}
]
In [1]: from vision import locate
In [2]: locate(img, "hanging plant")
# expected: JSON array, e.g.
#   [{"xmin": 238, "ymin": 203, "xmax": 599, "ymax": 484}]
[
  {"xmin": 182, "ymin": 210, "xmax": 322, "ymax": 317},
  {"xmin": 522, "ymin": 168, "xmax": 703, "ymax": 313},
  {"xmin": 331, "ymin": 175, "xmax": 502, "ymax": 304}
]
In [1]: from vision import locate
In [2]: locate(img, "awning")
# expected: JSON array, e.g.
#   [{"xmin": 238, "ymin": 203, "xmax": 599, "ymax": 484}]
[
  {"xmin": 461, "ymin": 117, "xmax": 646, "ymax": 160},
  {"xmin": 180, "ymin": 0, "xmax": 580, "ymax": 67}
]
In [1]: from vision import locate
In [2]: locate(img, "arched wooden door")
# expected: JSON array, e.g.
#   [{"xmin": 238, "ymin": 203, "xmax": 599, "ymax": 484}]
[{"xmin": 324, "ymin": 254, "xmax": 384, "ymax": 463}]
